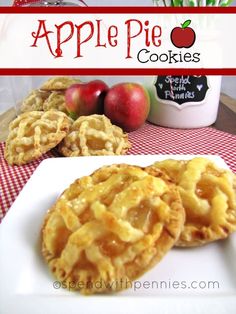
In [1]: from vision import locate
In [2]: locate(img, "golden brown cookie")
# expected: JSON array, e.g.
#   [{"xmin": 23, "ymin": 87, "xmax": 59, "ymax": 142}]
[
  {"xmin": 41, "ymin": 164, "xmax": 185, "ymax": 294},
  {"xmin": 152, "ymin": 157, "xmax": 236, "ymax": 247},
  {"xmin": 43, "ymin": 92, "xmax": 67, "ymax": 113},
  {"xmin": 4, "ymin": 110, "xmax": 72, "ymax": 166},
  {"xmin": 20, "ymin": 89, "xmax": 50, "ymax": 112},
  {"xmin": 40, "ymin": 77, "xmax": 80, "ymax": 91},
  {"xmin": 58, "ymin": 114, "xmax": 131, "ymax": 157}
]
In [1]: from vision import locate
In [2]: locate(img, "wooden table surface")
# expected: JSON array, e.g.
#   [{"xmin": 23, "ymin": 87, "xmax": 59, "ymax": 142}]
[
  {"xmin": 214, "ymin": 95, "xmax": 236, "ymax": 135},
  {"xmin": 0, "ymin": 95, "xmax": 235, "ymax": 142}
]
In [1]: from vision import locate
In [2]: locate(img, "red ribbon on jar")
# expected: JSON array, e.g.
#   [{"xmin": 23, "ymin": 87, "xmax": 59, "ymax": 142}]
[
  {"xmin": 13, "ymin": 0, "xmax": 88, "ymax": 6},
  {"xmin": 13, "ymin": 0, "xmax": 39, "ymax": 5}
]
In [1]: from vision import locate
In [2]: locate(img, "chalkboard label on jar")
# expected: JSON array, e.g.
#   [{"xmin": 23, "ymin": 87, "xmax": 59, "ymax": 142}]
[{"xmin": 154, "ymin": 76, "xmax": 209, "ymax": 106}]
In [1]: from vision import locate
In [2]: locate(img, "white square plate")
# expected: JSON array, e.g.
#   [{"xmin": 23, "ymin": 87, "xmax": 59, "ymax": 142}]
[{"xmin": 0, "ymin": 155, "xmax": 236, "ymax": 314}]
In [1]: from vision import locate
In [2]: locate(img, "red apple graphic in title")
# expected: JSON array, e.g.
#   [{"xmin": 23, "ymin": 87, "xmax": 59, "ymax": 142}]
[{"xmin": 171, "ymin": 20, "xmax": 196, "ymax": 49}]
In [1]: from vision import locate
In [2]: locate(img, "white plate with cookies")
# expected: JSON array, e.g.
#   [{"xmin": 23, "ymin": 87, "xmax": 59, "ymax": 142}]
[{"xmin": 0, "ymin": 155, "xmax": 236, "ymax": 314}]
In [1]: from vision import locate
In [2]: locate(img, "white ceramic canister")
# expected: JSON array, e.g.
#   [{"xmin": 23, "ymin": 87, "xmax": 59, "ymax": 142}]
[{"xmin": 147, "ymin": 75, "xmax": 222, "ymax": 128}]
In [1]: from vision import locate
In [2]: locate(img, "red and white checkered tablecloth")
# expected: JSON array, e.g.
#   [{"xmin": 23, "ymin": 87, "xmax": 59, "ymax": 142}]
[{"xmin": 0, "ymin": 123, "xmax": 236, "ymax": 222}]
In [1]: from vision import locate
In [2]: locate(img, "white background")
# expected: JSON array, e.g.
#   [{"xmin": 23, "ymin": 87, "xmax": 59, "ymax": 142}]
[
  {"xmin": 0, "ymin": 0, "xmax": 235, "ymax": 112},
  {"xmin": 0, "ymin": 14, "xmax": 235, "ymax": 68}
]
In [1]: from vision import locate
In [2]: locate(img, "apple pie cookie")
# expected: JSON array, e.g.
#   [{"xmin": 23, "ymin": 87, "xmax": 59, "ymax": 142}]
[
  {"xmin": 152, "ymin": 157, "xmax": 236, "ymax": 247},
  {"xmin": 40, "ymin": 76, "xmax": 81, "ymax": 91},
  {"xmin": 41, "ymin": 164, "xmax": 185, "ymax": 294},
  {"xmin": 20, "ymin": 89, "xmax": 50, "ymax": 113},
  {"xmin": 58, "ymin": 114, "xmax": 131, "ymax": 157},
  {"xmin": 43, "ymin": 92, "xmax": 67, "ymax": 113},
  {"xmin": 20, "ymin": 77, "xmax": 80, "ymax": 113},
  {"xmin": 4, "ymin": 110, "xmax": 72, "ymax": 165}
]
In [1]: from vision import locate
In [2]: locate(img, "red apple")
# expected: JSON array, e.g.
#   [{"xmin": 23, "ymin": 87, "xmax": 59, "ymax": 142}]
[
  {"xmin": 65, "ymin": 80, "xmax": 108, "ymax": 119},
  {"xmin": 171, "ymin": 20, "xmax": 196, "ymax": 49},
  {"xmin": 104, "ymin": 83, "xmax": 150, "ymax": 132}
]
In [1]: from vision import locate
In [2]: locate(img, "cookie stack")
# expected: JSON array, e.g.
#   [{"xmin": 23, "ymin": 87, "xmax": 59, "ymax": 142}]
[
  {"xmin": 20, "ymin": 77, "xmax": 81, "ymax": 114},
  {"xmin": 4, "ymin": 77, "xmax": 131, "ymax": 165},
  {"xmin": 41, "ymin": 157, "xmax": 236, "ymax": 295}
]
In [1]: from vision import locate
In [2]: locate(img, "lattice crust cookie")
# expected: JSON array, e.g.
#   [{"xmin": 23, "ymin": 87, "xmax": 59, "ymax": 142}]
[
  {"xmin": 4, "ymin": 110, "xmax": 72, "ymax": 166},
  {"xmin": 58, "ymin": 115, "xmax": 131, "ymax": 157},
  {"xmin": 43, "ymin": 92, "xmax": 67, "ymax": 113},
  {"xmin": 152, "ymin": 157, "xmax": 236, "ymax": 247},
  {"xmin": 20, "ymin": 89, "xmax": 50, "ymax": 113},
  {"xmin": 40, "ymin": 76, "xmax": 81, "ymax": 91},
  {"xmin": 20, "ymin": 76, "xmax": 80, "ymax": 113},
  {"xmin": 41, "ymin": 164, "xmax": 185, "ymax": 294}
]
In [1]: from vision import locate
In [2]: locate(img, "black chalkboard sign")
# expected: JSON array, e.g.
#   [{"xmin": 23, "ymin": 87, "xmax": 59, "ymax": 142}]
[{"xmin": 154, "ymin": 76, "xmax": 209, "ymax": 105}]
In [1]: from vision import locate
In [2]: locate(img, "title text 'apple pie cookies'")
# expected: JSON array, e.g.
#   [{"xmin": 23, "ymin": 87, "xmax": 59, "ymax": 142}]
[
  {"xmin": 4, "ymin": 110, "xmax": 72, "ymax": 166},
  {"xmin": 41, "ymin": 164, "xmax": 185, "ymax": 294},
  {"xmin": 152, "ymin": 157, "xmax": 236, "ymax": 247},
  {"xmin": 58, "ymin": 114, "xmax": 131, "ymax": 157}
]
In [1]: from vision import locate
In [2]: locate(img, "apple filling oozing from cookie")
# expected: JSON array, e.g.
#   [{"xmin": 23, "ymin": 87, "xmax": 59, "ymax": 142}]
[
  {"xmin": 151, "ymin": 157, "xmax": 236, "ymax": 247},
  {"xmin": 41, "ymin": 164, "xmax": 184, "ymax": 294}
]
